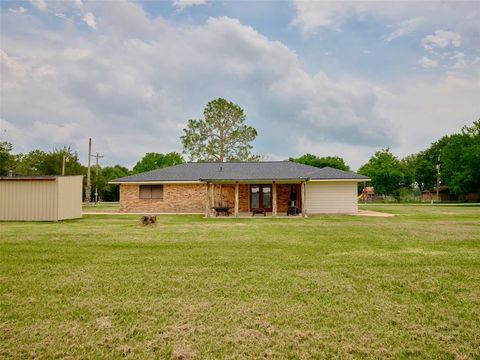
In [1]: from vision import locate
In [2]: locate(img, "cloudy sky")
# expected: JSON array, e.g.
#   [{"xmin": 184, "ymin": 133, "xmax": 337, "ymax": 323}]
[{"xmin": 1, "ymin": 0, "xmax": 479, "ymax": 170}]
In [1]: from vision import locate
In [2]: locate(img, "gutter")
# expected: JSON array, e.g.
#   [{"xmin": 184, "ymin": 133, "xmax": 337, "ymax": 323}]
[{"xmin": 307, "ymin": 178, "xmax": 371, "ymax": 182}]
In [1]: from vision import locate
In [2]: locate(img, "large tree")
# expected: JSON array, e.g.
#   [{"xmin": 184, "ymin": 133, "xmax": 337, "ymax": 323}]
[
  {"xmin": 132, "ymin": 152, "xmax": 184, "ymax": 174},
  {"xmin": 441, "ymin": 120, "xmax": 480, "ymax": 195},
  {"xmin": 0, "ymin": 141, "xmax": 14, "ymax": 175},
  {"xmin": 400, "ymin": 121, "xmax": 479, "ymax": 195},
  {"xmin": 14, "ymin": 146, "xmax": 85, "ymax": 176},
  {"xmin": 358, "ymin": 149, "xmax": 406, "ymax": 196},
  {"xmin": 96, "ymin": 165, "xmax": 130, "ymax": 202},
  {"xmin": 289, "ymin": 154, "xmax": 350, "ymax": 171},
  {"xmin": 181, "ymin": 98, "xmax": 259, "ymax": 162}
]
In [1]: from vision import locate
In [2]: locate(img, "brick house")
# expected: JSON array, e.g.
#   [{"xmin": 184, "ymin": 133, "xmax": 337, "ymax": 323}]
[{"xmin": 110, "ymin": 161, "xmax": 370, "ymax": 216}]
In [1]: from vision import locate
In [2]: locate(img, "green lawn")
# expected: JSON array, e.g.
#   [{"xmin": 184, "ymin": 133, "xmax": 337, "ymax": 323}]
[
  {"xmin": 82, "ymin": 202, "xmax": 120, "ymax": 212},
  {"xmin": 1, "ymin": 205, "xmax": 479, "ymax": 359}
]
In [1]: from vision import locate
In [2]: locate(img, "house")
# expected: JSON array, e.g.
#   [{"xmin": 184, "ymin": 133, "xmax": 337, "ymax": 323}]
[
  {"xmin": 421, "ymin": 186, "xmax": 457, "ymax": 202},
  {"xmin": 0, "ymin": 175, "xmax": 83, "ymax": 221},
  {"xmin": 422, "ymin": 186, "xmax": 478, "ymax": 202},
  {"xmin": 109, "ymin": 161, "xmax": 370, "ymax": 217}
]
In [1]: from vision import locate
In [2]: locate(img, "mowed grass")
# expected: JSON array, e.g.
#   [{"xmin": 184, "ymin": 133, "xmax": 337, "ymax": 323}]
[
  {"xmin": 1, "ymin": 206, "xmax": 479, "ymax": 359},
  {"xmin": 82, "ymin": 202, "xmax": 120, "ymax": 212}
]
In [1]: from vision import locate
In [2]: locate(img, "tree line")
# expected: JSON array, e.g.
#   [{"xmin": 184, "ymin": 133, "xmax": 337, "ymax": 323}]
[
  {"xmin": 358, "ymin": 120, "xmax": 479, "ymax": 199},
  {"xmin": 1, "ymin": 97, "xmax": 478, "ymax": 201},
  {"xmin": 0, "ymin": 143, "xmax": 185, "ymax": 201}
]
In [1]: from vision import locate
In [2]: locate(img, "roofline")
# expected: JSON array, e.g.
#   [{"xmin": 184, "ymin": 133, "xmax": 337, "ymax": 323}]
[
  {"xmin": 0, "ymin": 175, "xmax": 83, "ymax": 181},
  {"xmin": 199, "ymin": 177, "xmax": 310, "ymax": 182},
  {"xmin": 111, "ymin": 178, "xmax": 370, "ymax": 184},
  {"xmin": 308, "ymin": 178, "xmax": 370, "ymax": 182},
  {"xmin": 185, "ymin": 160, "xmax": 292, "ymax": 164},
  {"xmin": 109, "ymin": 180, "xmax": 204, "ymax": 185}
]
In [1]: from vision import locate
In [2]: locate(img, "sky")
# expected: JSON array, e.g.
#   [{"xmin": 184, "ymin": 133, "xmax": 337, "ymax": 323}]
[{"xmin": 1, "ymin": 0, "xmax": 479, "ymax": 170}]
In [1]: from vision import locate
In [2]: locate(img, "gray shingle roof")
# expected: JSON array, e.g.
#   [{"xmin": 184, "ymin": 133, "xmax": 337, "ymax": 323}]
[{"xmin": 110, "ymin": 161, "xmax": 369, "ymax": 183}]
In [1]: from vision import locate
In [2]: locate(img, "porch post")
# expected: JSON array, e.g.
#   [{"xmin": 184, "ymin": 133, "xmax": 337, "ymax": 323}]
[
  {"xmin": 205, "ymin": 182, "xmax": 210, "ymax": 218},
  {"xmin": 272, "ymin": 181, "xmax": 277, "ymax": 217},
  {"xmin": 301, "ymin": 181, "xmax": 307, "ymax": 218},
  {"xmin": 210, "ymin": 183, "xmax": 215, "ymax": 216},
  {"xmin": 234, "ymin": 182, "xmax": 239, "ymax": 217}
]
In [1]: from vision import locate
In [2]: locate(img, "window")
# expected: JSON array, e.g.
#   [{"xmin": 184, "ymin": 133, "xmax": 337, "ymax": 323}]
[{"xmin": 139, "ymin": 185, "xmax": 163, "ymax": 199}]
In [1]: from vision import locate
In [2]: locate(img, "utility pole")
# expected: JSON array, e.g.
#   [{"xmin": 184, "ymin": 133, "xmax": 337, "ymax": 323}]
[
  {"xmin": 85, "ymin": 138, "xmax": 92, "ymax": 207},
  {"xmin": 436, "ymin": 152, "xmax": 441, "ymax": 203},
  {"xmin": 62, "ymin": 154, "xmax": 69, "ymax": 176},
  {"xmin": 93, "ymin": 152, "xmax": 104, "ymax": 205}
]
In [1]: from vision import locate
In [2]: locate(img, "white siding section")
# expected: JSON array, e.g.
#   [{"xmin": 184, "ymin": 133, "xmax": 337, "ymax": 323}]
[{"xmin": 305, "ymin": 181, "xmax": 358, "ymax": 214}]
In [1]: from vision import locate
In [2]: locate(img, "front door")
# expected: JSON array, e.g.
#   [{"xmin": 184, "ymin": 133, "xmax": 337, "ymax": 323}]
[{"xmin": 250, "ymin": 185, "xmax": 272, "ymax": 211}]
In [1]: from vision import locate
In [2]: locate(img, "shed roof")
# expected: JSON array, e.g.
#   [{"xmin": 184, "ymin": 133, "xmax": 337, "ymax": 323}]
[
  {"xmin": 0, "ymin": 175, "xmax": 82, "ymax": 181},
  {"xmin": 110, "ymin": 161, "xmax": 369, "ymax": 183}
]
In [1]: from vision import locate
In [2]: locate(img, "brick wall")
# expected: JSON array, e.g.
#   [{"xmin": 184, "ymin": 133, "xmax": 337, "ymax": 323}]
[
  {"xmin": 120, "ymin": 183, "xmax": 207, "ymax": 213},
  {"xmin": 119, "ymin": 182, "xmax": 298, "ymax": 214},
  {"xmin": 277, "ymin": 184, "xmax": 292, "ymax": 213}
]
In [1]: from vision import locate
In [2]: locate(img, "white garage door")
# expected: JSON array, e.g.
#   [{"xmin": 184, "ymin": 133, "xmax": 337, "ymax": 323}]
[{"xmin": 306, "ymin": 181, "xmax": 358, "ymax": 214}]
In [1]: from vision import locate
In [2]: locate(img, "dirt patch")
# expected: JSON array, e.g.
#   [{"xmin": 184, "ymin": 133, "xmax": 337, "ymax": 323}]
[
  {"xmin": 95, "ymin": 316, "xmax": 112, "ymax": 330},
  {"xmin": 173, "ymin": 342, "xmax": 195, "ymax": 360}
]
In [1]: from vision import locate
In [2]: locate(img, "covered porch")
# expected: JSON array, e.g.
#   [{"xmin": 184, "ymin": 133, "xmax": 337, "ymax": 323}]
[{"xmin": 204, "ymin": 181, "xmax": 307, "ymax": 217}]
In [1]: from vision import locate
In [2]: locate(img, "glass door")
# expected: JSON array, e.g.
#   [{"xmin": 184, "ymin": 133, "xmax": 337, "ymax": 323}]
[
  {"xmin": 250, "ymin": 185, "xmax": 272, "ymax": 211},
  {"xmin": 251, "ymin": 185, "xmax": 260, "ymax": 209},
  {"xmin": 262, "ymin": 186, "xmax": 271, "ymax": 210}
]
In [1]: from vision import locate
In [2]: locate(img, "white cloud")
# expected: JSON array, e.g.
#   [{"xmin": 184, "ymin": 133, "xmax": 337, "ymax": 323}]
[
  {"xmin": 0, "ymin": 49, "xmax": 27, "ymax": 76},
  {"xmin": 83, "ymin": 12, "xmax": 96, "ymax": 29},
  {"xmin": 422, "ymin": 30, "xmax": 462, "ymax": 50},
  {"xmin": 92, "ymin": 0, "xmax": 163, "ymax": 37},
  {"xmin": 362, "ymin": 50, "xmax": 370, "ymax": 54},
  {"xmin": 1, "ymin": 2, "xmax": 479, "ymax": 169},
  {"xmin": 172, "ymin": 0, "xmax": 209, "ymax": 11},
  {"xmin": 29, "ymin": 0, "xmax": 47, "ymax": 11},
  {"xmin": 291, "ymin": 0, "xmax": 479, "ymax": 47},
  {"xmin": 376, "ymin": 73, "xmax": 480, "ymax": 163},
  {"xmin": 8, "ymin": 7, "xmax": 28, "ymax": 14},
  {"xmin": 451, "ymin": 51, "xmax": 466, "ymax": 69},
  {"xmin": 73, "ymin": 0, "xmax": 84, "ymax": 10},
  {"xmin": 0, "ymin": 8, "xmax": 398, "ymax": 166},
  {"xmin": 383, "ymin": 18, "xmax": 423, "ymax": 42},
  {"xmin": 291, "ymin": 1, "xmax": 417, "ymax": 33},
  {"xmin": 1, "ymin": 119, "xmax": 83, "ymax": 151},
  {"xmin": 291, "ymin": 1, "xmax": 352, "ymax": 31},
  {"xmin": 418, "ymin": 56, "xmax": 438, "ymax": 68}
]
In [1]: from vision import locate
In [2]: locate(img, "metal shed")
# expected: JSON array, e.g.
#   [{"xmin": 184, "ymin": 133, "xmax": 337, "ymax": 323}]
[{"xmin": 0, "ymin": 175, "xmax": 83, "ymax": 221}]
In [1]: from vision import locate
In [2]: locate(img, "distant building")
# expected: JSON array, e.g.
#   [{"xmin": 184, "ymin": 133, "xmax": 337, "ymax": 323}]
[{"xmin": 421, "ymin": 186, "xmax": 458, "ymax": 202}]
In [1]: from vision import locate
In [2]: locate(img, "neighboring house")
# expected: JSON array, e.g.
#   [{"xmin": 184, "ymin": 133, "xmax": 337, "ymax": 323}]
[
  {"xmin": 421, "ymin": 186, "xmax": 457, "ymax": 202},
  {"xmin": 0, "ymin": 175, "xmax": 83, "ymax": 221},
  {"xmin": 109, "ymin": 161, "xmax": 370, "ymax": 216},
  {"xmin": 422, "ymin": 186, "xmax": 478, "ymax": 202}
]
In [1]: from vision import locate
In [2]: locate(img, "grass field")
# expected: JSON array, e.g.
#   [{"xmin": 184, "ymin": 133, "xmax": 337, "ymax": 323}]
[
  {"xmin": 1, "ymin": 205, "xmax": 479, "ymax": 359},
  {"xmin": 82, "ymin": 202, "xmax": 120, "ymax": 212}
]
